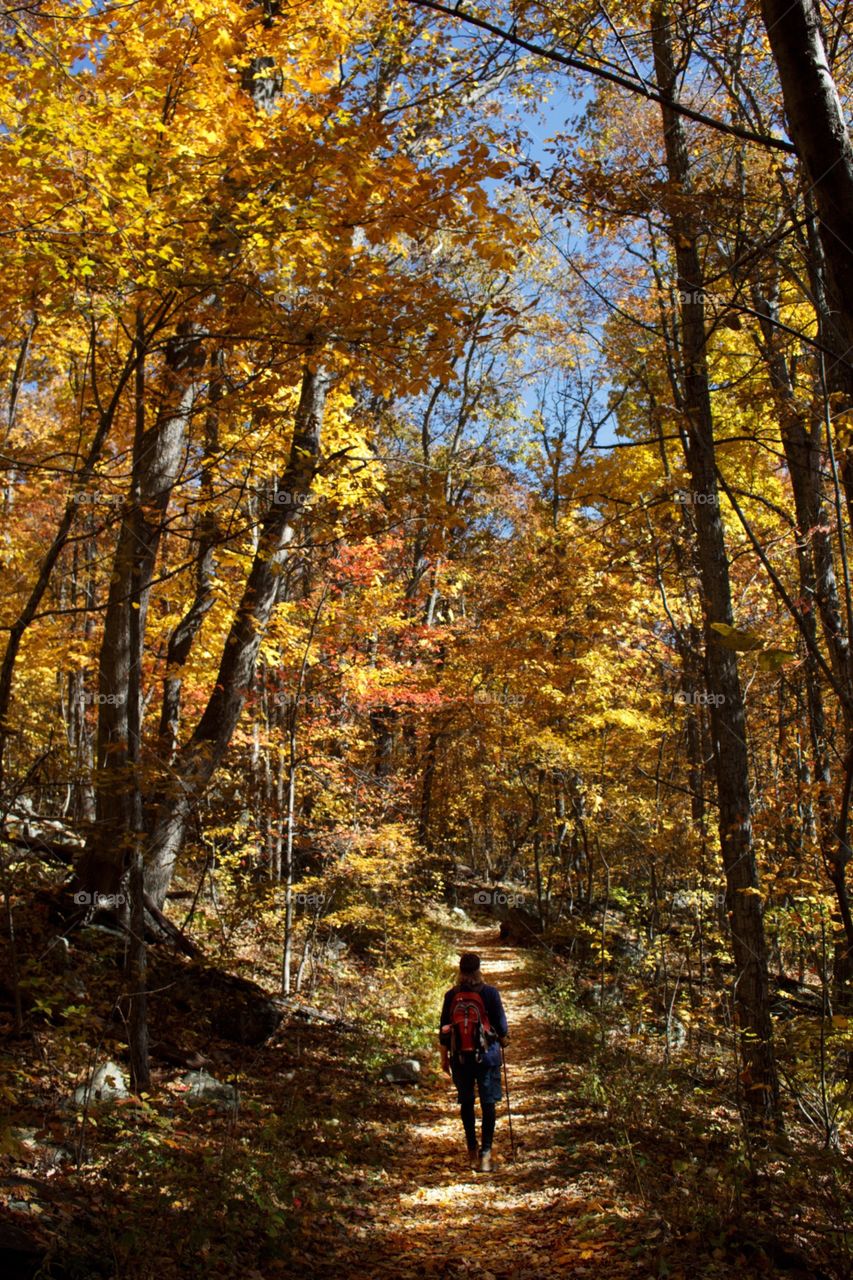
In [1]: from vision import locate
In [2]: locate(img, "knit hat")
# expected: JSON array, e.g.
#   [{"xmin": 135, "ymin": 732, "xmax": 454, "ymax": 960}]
[{"xmin": 459, "ymin": 952, "xmax": 481, "ymax": 974}]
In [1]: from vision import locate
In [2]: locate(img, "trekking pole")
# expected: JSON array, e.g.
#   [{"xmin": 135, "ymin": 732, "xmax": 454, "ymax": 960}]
[{"xmin": 502, "ymin": 1045, "xmax": 516, "ymax": 1160}]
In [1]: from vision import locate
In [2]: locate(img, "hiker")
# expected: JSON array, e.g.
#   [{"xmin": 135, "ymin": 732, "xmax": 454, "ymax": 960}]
[{"xmin": 439, "ymin": 951, "xmax": 509, "ymax": 1172}]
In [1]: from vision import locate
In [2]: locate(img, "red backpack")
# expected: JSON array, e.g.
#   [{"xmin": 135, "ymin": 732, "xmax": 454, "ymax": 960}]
[{"xmin": 444, "ymin": 988, "xmax": 492, "ymax": 1064}]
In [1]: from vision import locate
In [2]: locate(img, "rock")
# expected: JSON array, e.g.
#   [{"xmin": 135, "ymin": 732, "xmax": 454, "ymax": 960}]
[
  {"xmin": 44, "ymin": 937, "xmax": 71, "ymax": 973},
  {"xmin": 207, "ymin": 974, "xmax": 282, "ymax": 1044},
  {"xmin": 11, "ymin": 1129, "xmax": 76, "ymax": 1170},
  {"xmin": 325, "ymin": 933, "xmax": 348, "ymax": 960},
  {"xmin": 665, "ymin": 1017, "xmax": 688, "ymax": 1049},
  {"xmin": 577, "ymin": 982, "xmax": 623, "ymax": 1009},
  {"xmin": 180, "ymin": 1069, "xmax": 238, "ymax": 1113},
  {"xmin": 147, "ymin": 955, "xmax": 283, "ymax": 1046},
  {"xmin": 610, "ymin": 933, "xmax": 646, "ymax": 961},
  {"xmin": 498, "ymin": 902, "xmax": 542, "ymax": 945},
  {"xmin": 450, "ymin": 907, "xmax": 471, "ymax": 923},
  {"xmin": 637, "ymin": 1018, "xmax": 688, "ymax": 1049},
  {"xmin": 381, "ymin": 1057, "xmax": 421, "ymax": 1085},
  {"xmin": 72, "ymin": 1059, "xmax": 128, "ymax": 1107},
  {"xmin": 276, "ymin": 998, "xmax": 357, "ymax": 1033}
]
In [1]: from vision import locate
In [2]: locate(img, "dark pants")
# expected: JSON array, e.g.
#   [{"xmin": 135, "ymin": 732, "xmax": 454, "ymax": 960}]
[{"xmin": 451, "ymin": 1051, "xmax": 502, "ymax": 1153}]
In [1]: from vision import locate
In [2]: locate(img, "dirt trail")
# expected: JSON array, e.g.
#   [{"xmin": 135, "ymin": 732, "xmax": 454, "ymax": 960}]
[
  {"xmin": 303, "ymin": 928, "xmax": 672, "ymax": 1280},
  {"xmin": 2, "ymin": 927, "xmax": 830, "ymax": 1279}
]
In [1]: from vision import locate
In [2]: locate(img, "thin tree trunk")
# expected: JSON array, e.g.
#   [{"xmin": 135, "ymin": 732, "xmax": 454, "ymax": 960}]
[
  {"xmin": 127, "ymin": 312, "xmax": 149, "ymax": 1092},
  {"xmin": 282, "ymin": 585, "xmax": 327, "ymax": 995},
  {"xmin": 0, "ymin": 339, "xmax": 139, "ymax": 802}
]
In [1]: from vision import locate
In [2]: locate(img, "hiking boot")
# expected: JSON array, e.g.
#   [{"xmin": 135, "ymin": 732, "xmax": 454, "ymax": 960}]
[
  {"xmin": 467, "ymin": 1146, "xmax": 479, "ymax": 1169},
  {"xmin": 479, "ymin": 1148, "xmax": 492, "ymax": 1173}
]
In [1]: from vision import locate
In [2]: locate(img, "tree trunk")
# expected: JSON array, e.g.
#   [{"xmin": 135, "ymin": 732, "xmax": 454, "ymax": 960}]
[
  {"xmin": 760, "ymin": 0, "xmax": 853, "ymax": 358},
  {"xmin": 369, "ymin": 702, "xmax": 399, "ymax": 781},
  {"xmin": 78, "ymin": 323, "xmax": 205, "ymax": 899},
  {"xmin": 750, "ymin": 278, "xmax": 853, "ymax": 996},
  {"xmin": 127, "ymin": 317, "xmax": 149, "ymax": 1092},
  {"xmin": 0, "ymin": 342, "xmax": 139, "ymax": 801},
  {"xmin": 61, "ymin": 528, "xmax": 97, "ymax": 824},
  {"xmin": 157, "ymin": 353, "xmax": 222, "ymax": 762},
  {"xmin": 651, "ymin": 2, "xmax": 780, "ymax": 1120},
  {"xmin": 142, "ymin": 364, "xmax": 329, "ymax": 908}
]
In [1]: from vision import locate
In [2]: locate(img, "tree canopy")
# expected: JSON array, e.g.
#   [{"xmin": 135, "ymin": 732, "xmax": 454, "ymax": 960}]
[{"xmin": 3, "ymin": 1, "xmax": 853, "ymax": 1275}]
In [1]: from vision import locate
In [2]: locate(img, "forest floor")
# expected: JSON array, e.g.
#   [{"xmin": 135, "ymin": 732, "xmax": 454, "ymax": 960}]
[
  {"xmin": 2, "ymin": 922, "xmax": 847, "ymax": 1279},
  {"xmin": 275, "ymin": 925, "xmax": 838, "ymax": 1280},
  {"xmin": 299, "ymin": 926, "xmax": 652, "ymax": 1280}
]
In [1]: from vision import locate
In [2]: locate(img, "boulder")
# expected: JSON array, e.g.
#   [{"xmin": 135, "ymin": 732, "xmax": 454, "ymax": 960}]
[
  {"xmin": 11, "ymin": 1128, "xmax": 78, "ymax": 1170},
  {"xmin": 325, "ymin": 932, "xmax": 348, "ymax": 960},
  {"xmin": 499, "ymin": 904, "xmax": 542, "ymax": 945},
  {"xmin": 72, "ymin": 1059, "xmax": 128, "ymax": 1107},
  {"xmin": 181, "ymin": 1069, "xmax": 238, "ymax": 1113},
  {"xmin": 636, "ymin": 1018, "xmax": 688, "ymax": 1049},
  {"xmin": 208, "ymin": 974, "xmax": 281, "ymax": 1044},
  {"xmin": 577, "ymin": 982, "xmax": 623, "ymax": 1009},
  {"xmin": 147, "ymin": 956, "xmax": 283, "ymax": 1046},
  {"xmin": 381, "ymin": 1057, "xmax": 421, "ymax": 1085}
]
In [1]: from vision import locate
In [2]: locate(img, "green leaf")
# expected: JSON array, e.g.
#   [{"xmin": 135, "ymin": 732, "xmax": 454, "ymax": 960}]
[
  {"xmin": 758, "ymin": 648, "xmax": 797, "ymax": 672},
  {"xmin": 710, "ymin": 622, "xmax": 764, "ymax": 652}
]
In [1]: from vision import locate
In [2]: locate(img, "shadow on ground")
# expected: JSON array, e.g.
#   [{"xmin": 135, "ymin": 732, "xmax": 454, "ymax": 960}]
[{"xmin": 280, "ymin": 928, "xmax": 836, "ymax": 1280}]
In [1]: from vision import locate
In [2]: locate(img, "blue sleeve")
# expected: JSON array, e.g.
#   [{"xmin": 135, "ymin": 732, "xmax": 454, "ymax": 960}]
[
  {"xmin": 483, "ymin": 986, "xmax": 508, "ymax": 1038},
  {"xmin": 438, "ymin": 988, "xmax": 454, "ymax": 1045}
]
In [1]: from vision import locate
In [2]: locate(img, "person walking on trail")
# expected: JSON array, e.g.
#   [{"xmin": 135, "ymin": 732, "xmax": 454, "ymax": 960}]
[{"xmin": 439, "ymin": 951, "xmax": 509, "ymax": 1173}]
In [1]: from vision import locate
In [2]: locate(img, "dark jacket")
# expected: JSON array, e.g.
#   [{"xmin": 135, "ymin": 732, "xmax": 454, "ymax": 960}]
[{"xmin": 439, "ymin": 983, "xmax": 509, "ymax": 1067}]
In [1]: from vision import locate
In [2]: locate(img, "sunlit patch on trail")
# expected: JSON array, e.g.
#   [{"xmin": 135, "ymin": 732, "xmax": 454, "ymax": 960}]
[{"xmin": 293, "ymin": 925, "xmax": 814, "ymax": 1280}]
